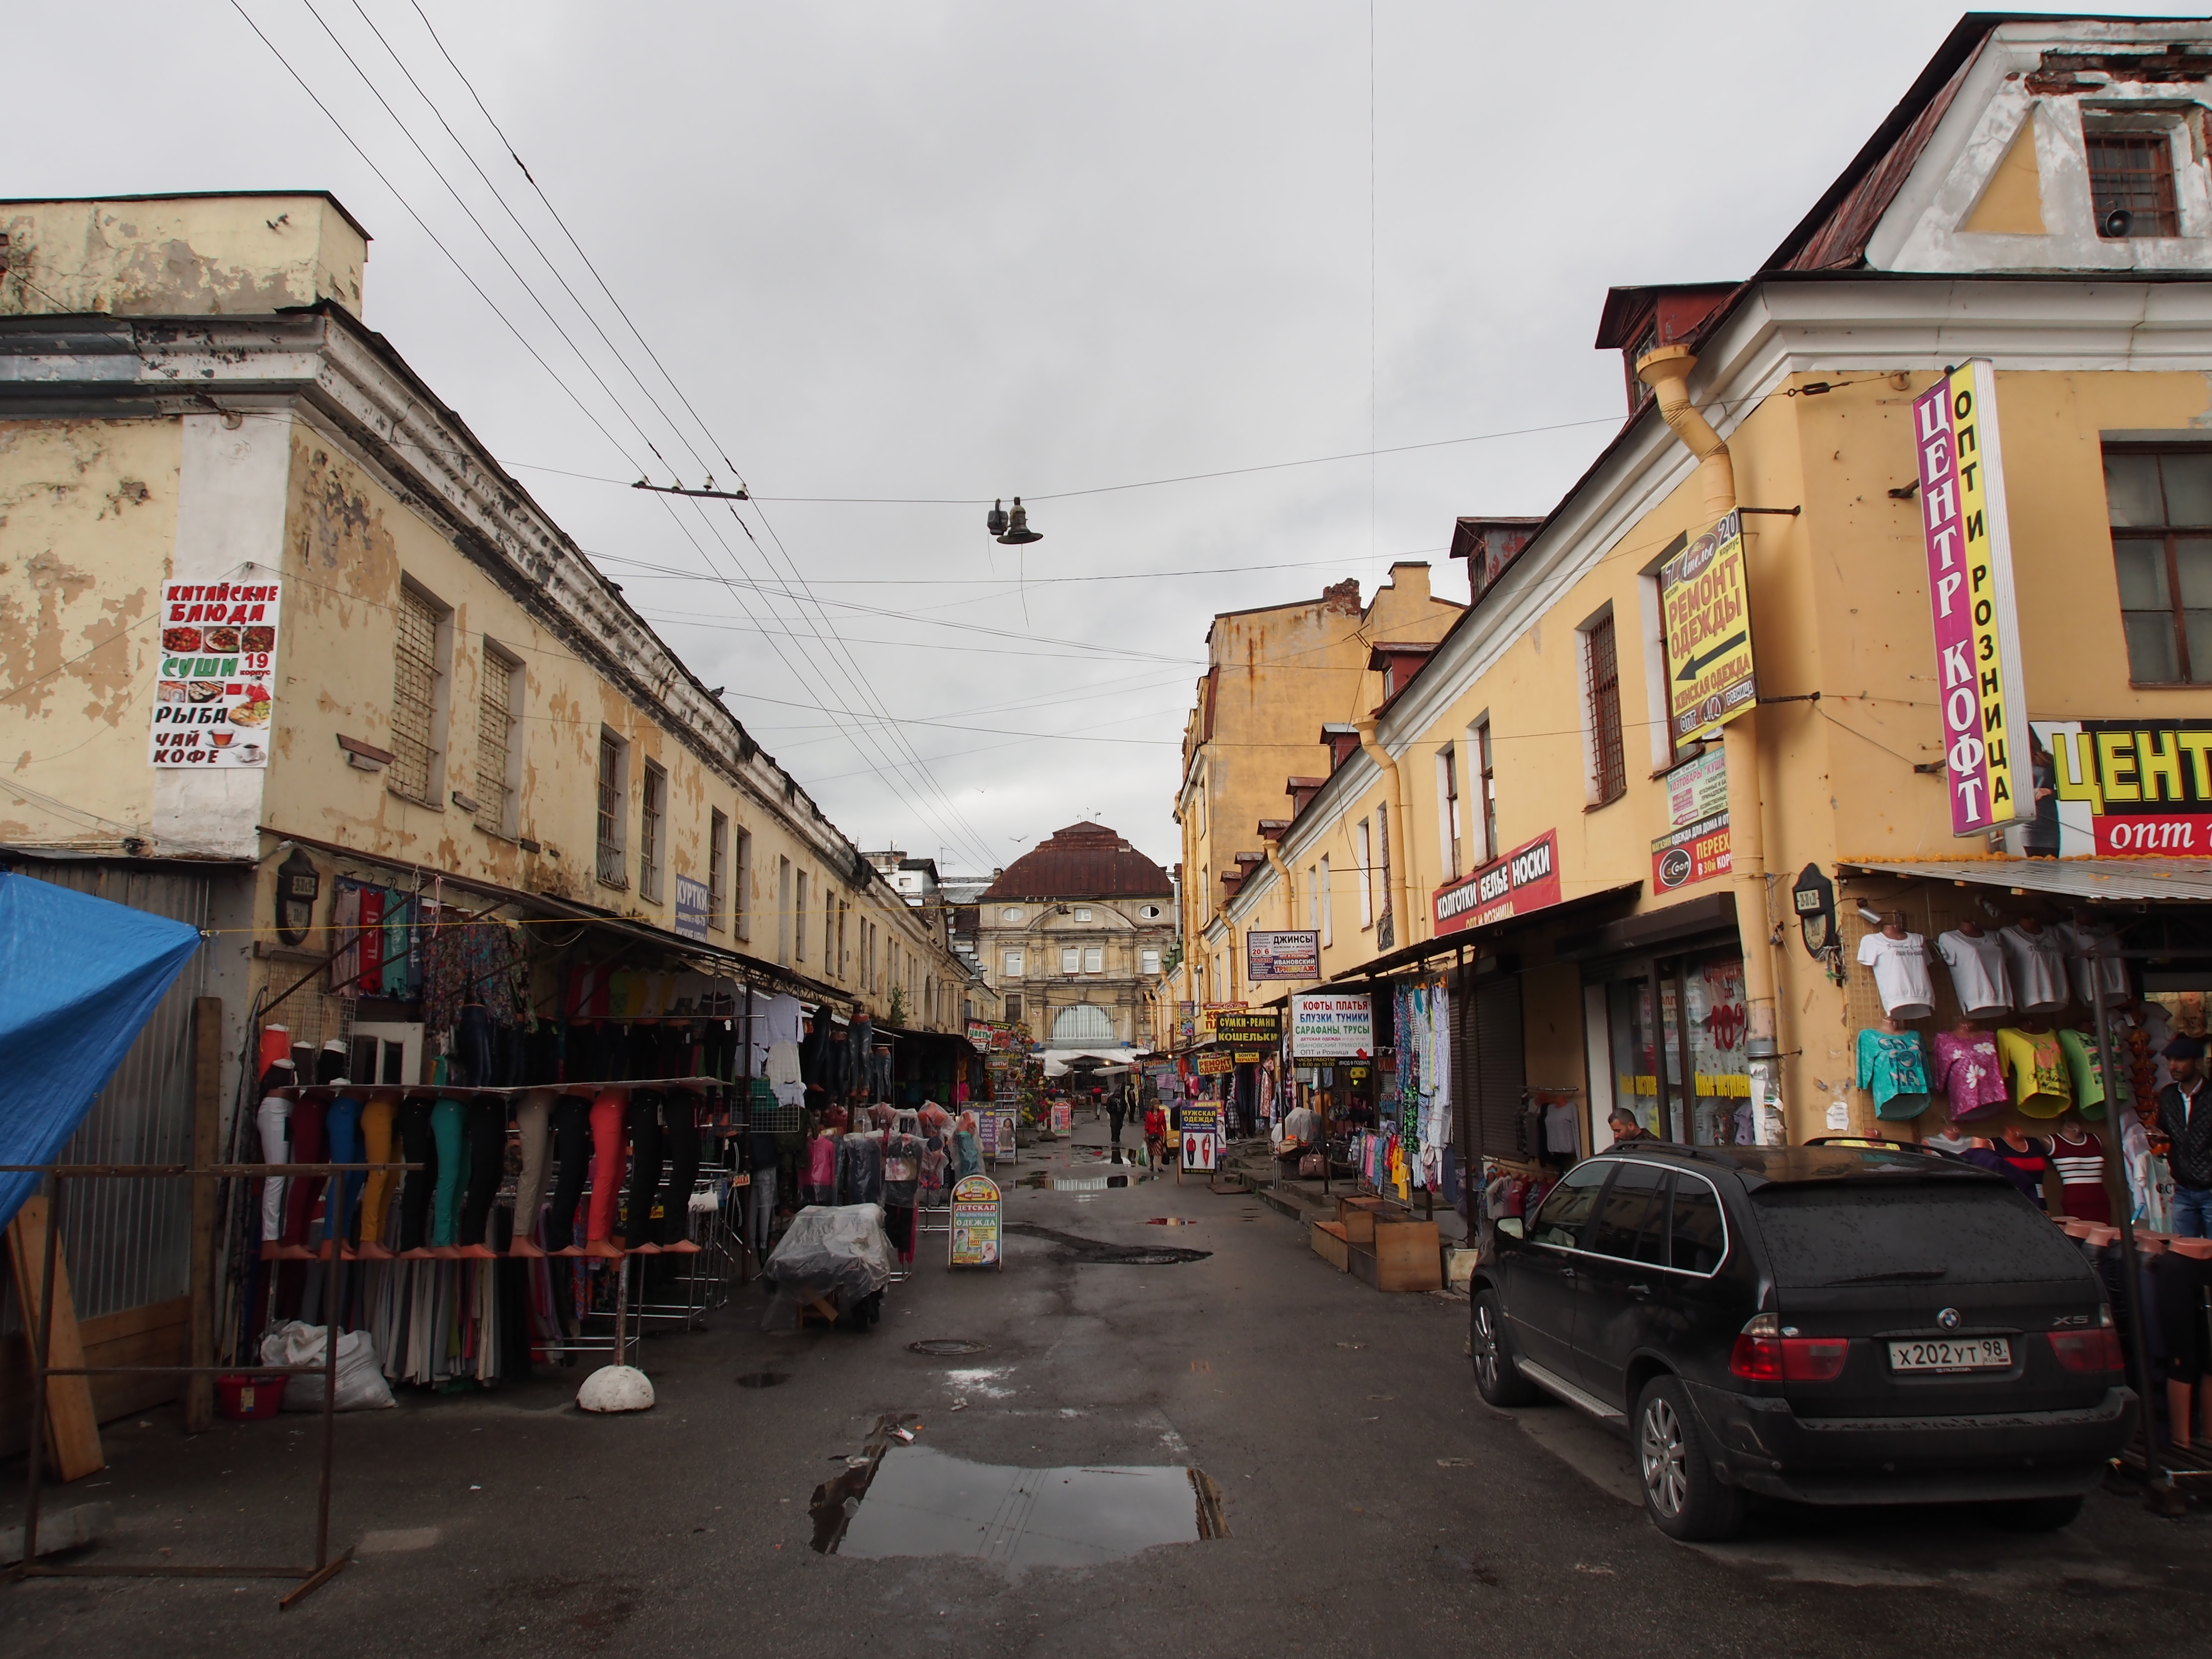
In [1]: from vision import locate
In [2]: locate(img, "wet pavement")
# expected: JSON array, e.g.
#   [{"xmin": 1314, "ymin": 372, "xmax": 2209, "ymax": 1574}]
[{"xmin": 5, "ymin": 1113, "xmax": 2212, "ymax": 1656}]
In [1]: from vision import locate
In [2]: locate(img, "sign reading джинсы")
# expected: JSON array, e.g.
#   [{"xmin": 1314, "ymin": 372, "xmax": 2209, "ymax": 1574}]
[{"xmin": 1914, "ymin": 361, "xmax": 2032, "ymax": 836}]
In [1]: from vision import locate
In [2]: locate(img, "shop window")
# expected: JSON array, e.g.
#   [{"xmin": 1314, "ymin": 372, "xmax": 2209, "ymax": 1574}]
[
  {"xmin": 595, "ymin": 730, "xmax": 628, "ymax": 889},
  {"xmin": 1581, "ymin": 609, "xmax": 1627, "ymax": 805},
  {"xmin": 1356, "ymin": 821, "xmax": 1374, "ymax": 929},
  {"xmin": 2105, "ymin": 447, "xmax": 2212, "ymax": 683},
  {"xmin": 708, "ymin": 811, "xmax": 731, "ymax": 933},
  {"xmin": 793, "ymin": 869, "xmax": 808, "ymax": 960},
  {"xmin": 1083, "ymin": 946, "xmax": 1103, "ymax": 974},
  {"xmin": 1438, "ymin": 742, "xmax": 1462, "ymax": 881},
  {"xmin": 473, "ymin": 643, "xmax": 523, "ymax": 838},
  {"xmin": 2086, "ymin": 122, "xmax": 2180, "ymax": 238},
  {"xmin": 389, "ymin": 580, "xmax": 452, "ymax": 807},
  {"xmin": 638, "ymin": 760, "xmax": 667, "ymax": 902},
  {"xmin": 1141, "ymin": 948, "xmax": 1161, "ymax": 975}
]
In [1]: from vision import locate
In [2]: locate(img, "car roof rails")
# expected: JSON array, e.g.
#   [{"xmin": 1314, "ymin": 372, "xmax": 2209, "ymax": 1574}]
[
  {"xmin": 1803, "ymin": 1135, "xmax": 1948, "ymax": 1156},
  {"xmin": 1596, "ymin": 1141, "xmax": 1740, "ymax": 1169}
]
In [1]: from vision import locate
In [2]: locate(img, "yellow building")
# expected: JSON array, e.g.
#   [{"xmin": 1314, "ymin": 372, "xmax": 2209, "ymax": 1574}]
[
  {"xmin": 1213, "ymin": 14, "xmax": 2212, "ymax": 1170},
  {"xmin": 0, "ymin": 193, "xmax": 985, "ymax": 1409}
]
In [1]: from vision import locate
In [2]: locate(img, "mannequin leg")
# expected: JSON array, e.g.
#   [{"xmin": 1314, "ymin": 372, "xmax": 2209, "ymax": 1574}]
[
  {"xmin": 544, "ymin": 1094, "xmax": 589, "ymax": 1253},
  {"xmin": 324, "ymin": 1094, "xmax": 363, "ymax": 1254},
  {"xmin": 357, "ymin": 1094, "xmax": 397, "ymax": 1259},
  {"xmin": 456, "ymin": 1002, "xmax": 493, "ymax": 1087},
  {"xmin": 748, "ymin": 1166, "xmax": 776, "ymax": 1256},
  {"xmin": 622, "ymin": 1088, "xmax": 666, "ymax": 1252},
  {"xmin": 457, "ymin": 1095, "xmax": 506, "ymax": 1257},
  {"xmin": 508, "ymin": 1091, "xmax": 554, "ymax": 1257},
  {"xmin": 279, "ymin": 1095, "xmax": 325, "ymax": 1258},
  {"xmin": 658, "ymin": 1090, "xmax": 702, "ymax": 1251},
  {"xmin": 429, "ymin": 1095, "xmax": 468, "ymax": 1254},
  {"xmin": 256, "ymin": 1093, "xmax": 292, "ymax": 1259},
  {"xmin": 585, "ymin": 1089, "xmax": 628, "ymax": 1257},
  {"xmin": 397, "ymin": 1098, "xmax": 437, "ymax": 1255}
]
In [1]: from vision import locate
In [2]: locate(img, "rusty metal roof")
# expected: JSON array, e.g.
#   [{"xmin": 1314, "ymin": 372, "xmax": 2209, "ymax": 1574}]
[{"xmin": 976, "ymin": 822, "xmax": 1174, "ymax": 902}]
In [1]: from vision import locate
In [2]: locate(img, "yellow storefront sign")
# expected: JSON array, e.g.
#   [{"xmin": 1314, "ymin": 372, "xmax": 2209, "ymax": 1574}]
[{"xmin": 1661, "ymin": 509, "xmax": 1758, "ymax": 746}]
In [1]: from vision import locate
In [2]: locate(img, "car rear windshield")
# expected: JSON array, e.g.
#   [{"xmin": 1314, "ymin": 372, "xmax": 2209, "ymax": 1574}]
[{"xmin": 1750, "ymin": 1182, "xmax": 2091, "ymax": 1288}]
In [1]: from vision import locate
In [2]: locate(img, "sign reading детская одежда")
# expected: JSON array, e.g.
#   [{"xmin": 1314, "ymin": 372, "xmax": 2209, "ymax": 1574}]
[
  {"xmin": 1432, "ymin": 829, "xmax": 1562, "ymax": 936},
  {"xmin": 149, "ymin": 577, "xmax": 282, "ymax": 767}
]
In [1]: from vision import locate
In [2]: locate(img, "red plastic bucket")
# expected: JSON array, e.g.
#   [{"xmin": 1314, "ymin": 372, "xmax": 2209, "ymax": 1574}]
[{"xmin": 216, "ymin": 1372, "xmax": 288, "ymax": 1421}]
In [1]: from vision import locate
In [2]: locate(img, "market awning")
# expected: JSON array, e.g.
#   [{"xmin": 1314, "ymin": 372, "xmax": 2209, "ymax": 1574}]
[
  {"xmin": 1329, "ymin": 882, "xmax": 1642, "ymax": 983},
  {"xmin": 1841, "ymin": 858, "xmax": 2212, "ymax": 903}
]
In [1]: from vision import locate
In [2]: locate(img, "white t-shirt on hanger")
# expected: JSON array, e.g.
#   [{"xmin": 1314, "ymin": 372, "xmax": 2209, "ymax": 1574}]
[
  {"xmin": 1936, "ymin": 929, "xmax": 2013, "ymax": 1018},
  {"xmin": 1998, "ymin": 924, "xmax": 2070, "ymax": 1014},
  {"xmin": 1855, "ymin": 931, "xmax": 1936, "ymax": 1020},
  {"xmin": 2056, "ymin": 922, "xmax": 2131, "ymax": 1008}
]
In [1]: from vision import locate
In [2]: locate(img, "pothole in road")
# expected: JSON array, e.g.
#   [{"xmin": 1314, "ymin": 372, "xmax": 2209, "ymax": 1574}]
[
  {"xmin": 908, "ymin": 1339, "xmax": 987, "ymax": 1357},
  {"xmin": 1007, "ymin": 1223, "xmax": 1210, "ymax": 1265},
  {"xmin": 810, "ymin": 1415, "xmax": 1231, "ymax": 1571},
  {"xmin": 735, "ymin": 1371, "xmax": 791, "ymax": 1389}
]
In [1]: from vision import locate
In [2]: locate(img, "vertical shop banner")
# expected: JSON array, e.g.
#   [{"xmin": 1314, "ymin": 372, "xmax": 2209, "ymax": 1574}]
[
  {"xmin": 2032, "ymin": 718, "xmax": 2212, "ymax": 854},
  {"xmin": 1651, "ymin": 748, "xmax": 1731, "ymax": 892},
  {"xmin": 949, "ymin": 1175, "xmax": 1002, "ymax": 1268},
  {"xmin": 995, "ymin": 1110, "xmax": 1019, "ymax": 1162},
  {"xmin": 1245, "ymin": 930, "xmax": 1320, "ymax": 981},
  {"xmin": 1432, "ymin": 829, "xmax": 1562, "ymax": 935},
  {"xmin": 673, "ymin": 874, "xmax": 710, "ymax": 940},
  {"xmin": 1660, "ymin": 512, "xmax": 1756, "ymax": 746},
  {"xmin": 149, "ymin": 578, "xmax": 282, "ymax": 767},
  {"xmin": 1051, "ymin": 1099, "xmax": 1073, "ymax": 1134},
  {"xmin": 1180, "ymin": 1102, "xmax": 1219, "ymax": 1172},
  {"xmin": 1290, "ymin": 991, "xmax": 1373, "ymax": 1058},
  {"xmin": 1914, "ymin": 360, "xmax": 2031, "ymax": 835}
]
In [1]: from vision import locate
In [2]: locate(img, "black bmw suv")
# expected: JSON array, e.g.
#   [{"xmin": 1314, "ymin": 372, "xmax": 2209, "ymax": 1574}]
[{"xmin": 1469, "ymin": 1140, "xmax": 2135, "ymax": 1541}]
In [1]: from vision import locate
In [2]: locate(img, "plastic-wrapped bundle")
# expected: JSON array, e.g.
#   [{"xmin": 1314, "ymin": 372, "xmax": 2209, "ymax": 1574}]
[{"xmin": 760, "ymin": 1202, "xmax": 893, "ymax": 1331}]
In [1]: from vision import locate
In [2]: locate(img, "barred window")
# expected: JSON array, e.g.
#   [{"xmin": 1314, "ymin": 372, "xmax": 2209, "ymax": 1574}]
[
  {"xmin": 638, "ymin": 761, "xmax": 666, "ymax": 902},
  {"xmin": 389, "ymin": 585, "xmax": 445, "ymax": 804},
  {"xmin": 474, "ymin": 646, "xmax": 520, "ymax": 836},
  {"xmin": 596, "ymin": 732, "xmax": 627, "ymax": 888},
  {"xmin": 708, "ymin": 810, "xmax": 730, "ymax": 932},
  {"xmin": 2088, "ymin": 128, "xmax": 2180, "ymax": 239},
  {"xmin": 1584, "ymin": 611, "xmax": 1627, "ymax": 805}
]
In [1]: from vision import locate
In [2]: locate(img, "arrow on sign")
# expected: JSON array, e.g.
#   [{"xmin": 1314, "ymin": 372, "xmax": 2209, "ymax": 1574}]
[{"xmin": 1675, "ymin": 631, "xmax": 1748, "ymax": 683}]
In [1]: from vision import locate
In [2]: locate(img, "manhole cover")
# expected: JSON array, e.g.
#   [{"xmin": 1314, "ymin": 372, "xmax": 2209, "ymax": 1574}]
[
  {"xmin": 735, "ymin": 1371, "xmax": 791, "ymax": 1389},
  {"xmin": 908, "ymin": 1339, "xmax": 987, "ymax": 1357}
]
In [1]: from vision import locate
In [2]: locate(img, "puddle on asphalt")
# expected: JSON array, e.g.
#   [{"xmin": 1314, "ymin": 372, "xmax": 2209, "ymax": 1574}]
[
  {"xmin": 822, "ymin": 1445, "xmax": 1229, "ymax": 1572},
  {"xmin": 1018, "ymin": 1172, "xmax": 1152, "ymax": 1190},
  {"xmin": 1006, "ymin": 1222, "xmax": 1210, "ymax": 1265}
]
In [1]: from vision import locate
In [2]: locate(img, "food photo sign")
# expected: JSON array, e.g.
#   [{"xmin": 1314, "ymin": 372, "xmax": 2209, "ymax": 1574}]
[{"xmin": 150, "ymin": 577, "xmax": 282, "ymax": 768}]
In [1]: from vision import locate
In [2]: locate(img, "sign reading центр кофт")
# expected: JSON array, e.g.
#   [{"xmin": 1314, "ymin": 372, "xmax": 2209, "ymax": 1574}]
[{"xmin": 1914, "ymin": 361, "xmax": 2031, "ymax": 836}]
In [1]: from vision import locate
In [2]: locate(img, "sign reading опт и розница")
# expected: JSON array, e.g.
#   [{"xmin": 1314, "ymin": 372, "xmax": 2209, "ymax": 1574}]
[{"xmin": 1914, "ymin": 361, "xmax": 2032, "ymax": 836}]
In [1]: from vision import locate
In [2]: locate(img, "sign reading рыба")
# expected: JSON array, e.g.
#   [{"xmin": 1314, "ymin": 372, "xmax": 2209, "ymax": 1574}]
[{"xmin": 1914, "ymin": 361, "xmax": 2031, "ymax": 836}]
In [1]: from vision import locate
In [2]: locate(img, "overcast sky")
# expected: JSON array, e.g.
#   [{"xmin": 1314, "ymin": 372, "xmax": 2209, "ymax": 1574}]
[{"xmin": 17, "ymin": 3, "xmax": 2202, "ymax": 876}]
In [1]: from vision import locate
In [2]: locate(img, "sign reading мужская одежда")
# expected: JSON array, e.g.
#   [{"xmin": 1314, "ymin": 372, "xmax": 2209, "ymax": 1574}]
[
  {"xmin": 1431, "ymin": 828, "xmax": 1563, "ymax": 936},
  {"xmin": 149, "ymin": 577, "xmax": 282, "ymax": 767},
  {"xmin": 1914, "ymin": 361, "xmax": 2032, "ymax": 836}
]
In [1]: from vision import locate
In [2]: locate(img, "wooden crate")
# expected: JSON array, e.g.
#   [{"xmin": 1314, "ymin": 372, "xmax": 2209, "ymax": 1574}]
[
  {"xmin": 1336, "ymin": 1204, "xmax": 1378, "ymax": 1245},
  {"xmin": 1347, "ymin": 1219, "xmax": 1441, "ymax": 1293},
  {"xmin": 1310, "ymin": 1221, "xmax": 1351, "ymax": 1272}
]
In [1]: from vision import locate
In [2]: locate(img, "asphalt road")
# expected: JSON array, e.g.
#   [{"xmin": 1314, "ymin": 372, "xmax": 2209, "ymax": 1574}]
[{"xmin": 6, "ymin": 1118, "xmax": 2212, "ymax": 1657}]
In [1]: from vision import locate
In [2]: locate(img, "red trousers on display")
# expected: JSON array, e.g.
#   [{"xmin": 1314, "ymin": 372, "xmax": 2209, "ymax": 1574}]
[{"xmin": 587, "ymin": 1090, "xmax": 628, "ymax": 1242}]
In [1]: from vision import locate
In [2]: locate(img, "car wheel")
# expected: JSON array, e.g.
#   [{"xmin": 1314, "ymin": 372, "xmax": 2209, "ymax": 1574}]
[
  {"xmin": 1470, "ymin": 1289, "xmax": 1537, "ymax": 1407},
  {"xmin": 1982, "ymin": 1494, "xmax": 2083, "ymax": 1533},
  {"xmin": 1634, "ymin": 1375, "xmax": 1743, "ymax": 1542}
]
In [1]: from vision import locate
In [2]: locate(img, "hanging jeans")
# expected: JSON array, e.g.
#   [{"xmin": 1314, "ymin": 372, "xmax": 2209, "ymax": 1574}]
[
  {"xmin": 429, "ymin": 1096, "xmax": 468, "ymax": 1247},
  {"xmin": 658, "ymin": 1089, "xmax": 703, "ymax": 1245},
  {"xmin": 455, "ymin": 1003, "xmax": 493, "ymax": 1088},
  {"xmin": 281, "ymin": 1095, "xmax": 326, "ymax": 1247},
  {"xmin": 587, "ymin": 1090, "xmax": 628, "ymax": 1243},
  {"xmin": 397, "ymin": 1098, "xmax": 437, "ymax": 1252},
  {"xmin": 622, "ymin": 1088, "xmax": 666, "ymax": 1246},
  {"xmin": 511, "ymin": 1090, "xmax": 555, "ymax": 1246},
  {"xmin": 458, "ymin": 1095, "xmax": 506, "ymax": 1247},
  {"xmin": 544, "ymin": 1094, "xmax": 591, "ymax": 1250},
  {"xmin": 324, "ymin": 1093, "xmax": 364, "ymax": 1244},
  {"xmin": 358, "ymin": 1093, "xmax": 399, "ymax": 1247},
  {"xmin": 256, "ymin": 1094, "xmax": 292, "ymax": 1241},
  {"xmin": 747, "ymin": 1169, "xmax": 777, "ymax": 1253}
]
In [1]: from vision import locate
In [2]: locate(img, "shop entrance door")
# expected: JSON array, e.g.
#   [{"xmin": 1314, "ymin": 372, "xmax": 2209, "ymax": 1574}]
[{"xmin": 1605, "ymin": 953, "xmax": 1749, "ymax": 1147}]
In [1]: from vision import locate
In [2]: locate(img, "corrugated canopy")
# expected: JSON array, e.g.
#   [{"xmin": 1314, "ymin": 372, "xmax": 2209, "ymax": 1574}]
[{"xmin": 1842, "ymin": 859, "xmax": 2212, "ymax": 903}]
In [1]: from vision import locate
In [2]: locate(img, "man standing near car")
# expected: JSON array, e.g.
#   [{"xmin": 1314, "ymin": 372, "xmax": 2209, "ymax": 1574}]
[
  {"xmin": 1608, "ymin": 1106, "xmax": 1653, "ymax": 1144},
  {"xmin": 2162, "ymin": 1034, "xmax": 2212, "ymax": 1237}
]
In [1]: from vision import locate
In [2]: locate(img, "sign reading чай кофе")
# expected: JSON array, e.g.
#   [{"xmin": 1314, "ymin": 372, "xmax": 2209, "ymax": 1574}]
[{"xmin": 150, "ymin": 578, "xmax": 282, "ymax": 767}]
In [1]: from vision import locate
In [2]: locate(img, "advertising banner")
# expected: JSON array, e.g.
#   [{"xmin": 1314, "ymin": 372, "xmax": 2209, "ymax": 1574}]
[
  {"xmin": 1195, "ymin": 1051, "xmax": 1235, "ymax": 1075},
  {"xmin": 673, "ymin": 874, "xmax": 710, "ymax": 940},
  {"xmin": 1915, "ymin": 360, "xmax": 2031, "ymax": 835},
  {"xmin": 1197, "ymin": 1002, "xmax": 1246, "ymax": 1040},
  {"xmin": 1051, "ymin": 1100, "xmax": 1072, "ymax": 1134},
  {"xmin": 949, "ymin": 1175, "xmax": 1002, "ymax": 1269},
  {"xmin": 1660, "ymin": 511, "xmax": 1756, "ymax": 746},
  {"xmin": 1212, "ymin": 1008, "xmax": 1281, "ymax": 1046},
  {"xmin": 1245, "ymin": 929, "xmax": 1320, "ymax": 981},
  {"xmin": 1664, "ymin": 747, "xmax": 1729, "ymax": 825},
  {"xmin": 149, "ymin": 578, "xmax": 282, "ymax": 768},
  {"xmin": 966, "ymin": 1021, "xmax": 992, "ymax": 1052},
  {"xmin": 2032, "ymin": 718, "xmax": 2212, "ymax": 854},
  {"xmin": 995, "ymin": 1110, "xmax": 1019, "ymax": 1160},
  {"xmin": 1180, "ymin": 1103, "xmax": 1219, "ymax": 1172},
  {"xmin": 1290, "ymin": 991, "xmax": 1373, "ymax": 1058},
  {"xmin": 1652, "ymin": 815, "xmax": 1732, "ymax": 892},
  {"xmin": 1432, "ymin": 829, "xmax": 1562, "ymax": 936}
]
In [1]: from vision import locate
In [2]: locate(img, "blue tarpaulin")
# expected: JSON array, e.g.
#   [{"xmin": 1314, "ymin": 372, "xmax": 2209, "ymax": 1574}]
[{"xmin": 0, "ymin": 873, "xmax": 204, "ymax": 1230}]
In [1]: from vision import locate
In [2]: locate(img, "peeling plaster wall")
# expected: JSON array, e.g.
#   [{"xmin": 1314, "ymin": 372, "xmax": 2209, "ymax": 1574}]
[
  {"xmin": 0, "ymin": 196, "xmax": 366, "ymax": 318},
  {"xmin": 0, "ymin": 417, "xmax": 178, "ymax": 849}
]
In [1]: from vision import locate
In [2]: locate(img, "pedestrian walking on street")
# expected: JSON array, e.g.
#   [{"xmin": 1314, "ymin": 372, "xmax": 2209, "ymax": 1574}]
[
  {"xmin": 1143, "ymin": 1102, "xmax": 1166, "ymax": 1168},
  {"xmin": 1108, "ymin": 1093, "xmax": 1128, "ymax": 1162}
]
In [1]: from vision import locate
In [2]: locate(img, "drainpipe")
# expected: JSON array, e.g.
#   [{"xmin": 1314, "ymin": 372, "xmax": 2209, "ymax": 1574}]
[
  {"xmin": 1262, "ymin": 836, "xmax": 1296, "ymax": 933},
  {"xmin": 1352, "ymin": 714, "xmax": 1415, "ymax": 945},
  {"xmin": 1636, "ymin": 345, "xmax": 1782, "ymax": 1143}
]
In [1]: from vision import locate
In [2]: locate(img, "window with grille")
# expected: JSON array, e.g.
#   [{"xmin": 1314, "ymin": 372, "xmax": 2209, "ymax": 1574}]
[
  {"xmin": 1319, "ymin": 854, "xmax": 1333, "ymax": 945},
  {"xmin": 1141, "ymin": 948, "xmax": 1161, "ymax": 975},
  {"xmin": 2088, "ymin": 127, "xmax": 2180, "ymax": 238},
  {"xmin": 1584, "ymin": 611, "xmax": 1628, "ymax": 805},
  {"xmin": 596, "ymin": 733, "xmax": 627, "ymax": 888},
  {"xmin": 637, "ymin": 761, "xmax": 666, "ymax": 902},
  {"xmin": 474, "ymin": 646, "xmax": 520, "ymax": 836},
  {"xmin": 793, "ymin": 869, "xmax": 807, "ymax": 960},
  {"xmin": 709, "ymin": 811, "xmax": 730, "ymax": 932},
  {"xmin": 2105, "ymin": 447, "xmax": 2212, "ymax": 683},
  {"xmin": 389, "ymin": 584, "xmax": 445, "ymax": 804},
  {"xmin": 1440, "ymin": 743, "xmax": 1462, "ymax": 880},
  {"xmin": 734, "ymin": 827, "xmax": 752, "ymax": 939}
]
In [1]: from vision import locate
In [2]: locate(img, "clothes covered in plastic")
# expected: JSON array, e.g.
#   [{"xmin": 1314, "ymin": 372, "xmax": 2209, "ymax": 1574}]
[
  {"xmin": 258, "ymin": 1319, "xmax": 397, "ymax": 1411},
  {"xmin": 760, "ymin": 1202, "xmax": 893, "ymax": 1331}
]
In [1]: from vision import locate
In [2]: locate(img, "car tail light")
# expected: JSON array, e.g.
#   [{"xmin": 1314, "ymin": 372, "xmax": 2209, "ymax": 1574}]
[
  {"xmin": 2048, "ymin": 1328, "xmax": 2124, "ymax": 1374},
  {"xmin": 1729, "ymin": 1315, "xmax": 1850, "ymax": 1382}
]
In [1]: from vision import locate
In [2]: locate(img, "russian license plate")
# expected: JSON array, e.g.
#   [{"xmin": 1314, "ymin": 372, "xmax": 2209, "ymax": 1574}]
[{"xmin": 1887, "ymin": 1336, "xmax": 2011, "ymax": 1373}]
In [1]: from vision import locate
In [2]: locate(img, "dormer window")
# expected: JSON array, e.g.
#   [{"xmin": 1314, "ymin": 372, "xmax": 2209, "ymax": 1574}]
[{"xmin": 2087, "ymin": 121, "xmax": 2181, "ymax": 238}]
